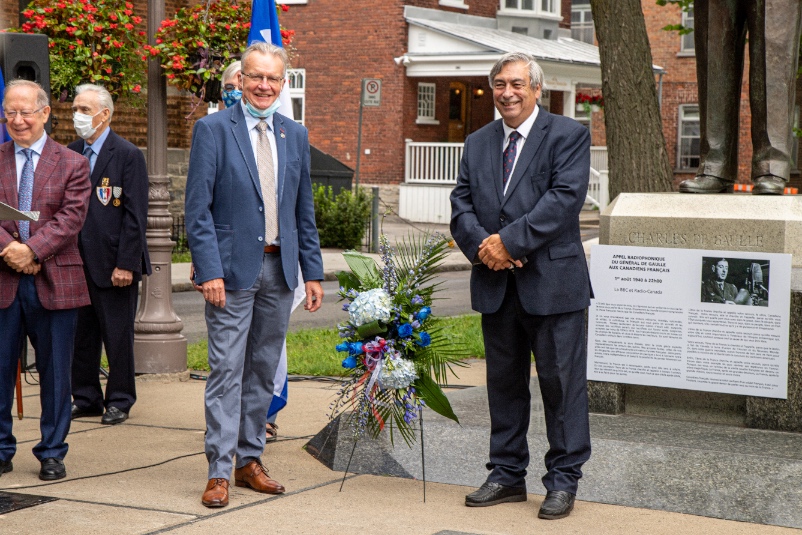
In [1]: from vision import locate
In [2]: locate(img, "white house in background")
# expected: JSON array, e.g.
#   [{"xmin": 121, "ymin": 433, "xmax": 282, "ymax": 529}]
[{"xmin": 395, "ymin": 6, "xmax": 604, "ymax": 223}]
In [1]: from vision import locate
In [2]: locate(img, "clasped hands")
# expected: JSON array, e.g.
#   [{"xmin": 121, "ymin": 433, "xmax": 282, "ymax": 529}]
[
  {"xmin": 0, "ymin": 241, "xmax": 40, "ymax": 275},
  {"xmin": 477, "ymin": 234, "xmax": 524, "ymax": 271}
]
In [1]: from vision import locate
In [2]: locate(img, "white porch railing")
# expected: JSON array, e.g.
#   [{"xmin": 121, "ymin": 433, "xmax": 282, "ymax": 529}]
[
  {"xmin": 401, "ymin": 141, "xmax": 609, "ymax": 222},
  {"xmin": 405, "ymin": 139, "xmax": 464, "ymax": 183}
]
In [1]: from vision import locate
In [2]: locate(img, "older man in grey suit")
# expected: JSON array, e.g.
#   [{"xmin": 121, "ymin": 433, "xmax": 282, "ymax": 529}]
[
  {"xmin": 185, "ymin": 42, "xmax": 324, "ymax": 508},
  {"xmin": 451, "ymin": 52, "xmax": 592, "ymax": 520}
]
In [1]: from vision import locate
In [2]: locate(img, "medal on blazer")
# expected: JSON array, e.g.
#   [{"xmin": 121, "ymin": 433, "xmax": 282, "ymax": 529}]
[
  {"xmin": 112, "ymin": 186, "xmax": 122, "ymax": 207},
  {"xmin": 97, "ymin": 177, "xmax": 112, "ymax": 206}
]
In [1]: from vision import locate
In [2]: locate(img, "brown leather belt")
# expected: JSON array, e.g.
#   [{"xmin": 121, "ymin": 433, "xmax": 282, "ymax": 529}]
[{"xmin": 264, "ymin": 245, "xmax": 280, "ymax": 253}]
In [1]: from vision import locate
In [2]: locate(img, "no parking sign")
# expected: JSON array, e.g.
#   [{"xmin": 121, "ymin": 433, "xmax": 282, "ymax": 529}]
[{"xmin": 361, "ymin": 79, "xmax": 382, "ymax": 107}]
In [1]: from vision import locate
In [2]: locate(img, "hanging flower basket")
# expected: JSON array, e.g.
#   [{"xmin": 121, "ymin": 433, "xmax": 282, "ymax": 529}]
[
  {"xmin": 145, "ymin": 0, "xmax": 295, "ymax": 105},
  {"xmin": 17, "ymin": 0, "xmax": 147, "ymax": 102}
]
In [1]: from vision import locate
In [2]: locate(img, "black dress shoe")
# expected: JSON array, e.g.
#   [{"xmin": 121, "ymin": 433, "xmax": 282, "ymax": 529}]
[
  {"xmin": 71, "ymin": 404, "xmax": 103, "ymax": 420},
  {"xmin": 465, "ymin": 481, "xmax": 527, "ymax": 507},
  {"xmin": 538, "ymin": 490, "xmax": 575, "ymax": 520},
  {"xmin": 39, "ymin": 458, "xmax": 66, "ymax": 481},
  {"xmin": 752, "ymin": 175, "xmax": 785, "ymax": 195},
  {"xmin": 678, "ymin": 175, "xmax": 733, "ymax": 193},
  {"xmin": 101, "ymin": 406, "xmax": 128, "ymax": 425},
  {"xmin": 0, "ymin": 459, "xmax": 12, "ymax": 477}
]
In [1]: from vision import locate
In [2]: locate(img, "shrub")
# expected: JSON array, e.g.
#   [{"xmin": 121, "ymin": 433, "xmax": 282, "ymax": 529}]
[{"xmin": 313, "ymin": 185, "xmax": 371, "ymax": 249}]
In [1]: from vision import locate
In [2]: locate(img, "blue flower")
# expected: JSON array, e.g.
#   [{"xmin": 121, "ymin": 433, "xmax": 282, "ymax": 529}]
[
  {"xmin": 342, "ymin": 303, "xmax": 350, "ymax": 311},
  {"xmin": 342, "ymin": 355, "xmax": 357, "ymax": 369},
  {"xmin": 411, "ymin": 295, "xmax": 424, "ymax": 305},
  {"xmin": 410, "ymin": 320, "xmax": 420, "ymax": 329},
  {"xmin": 349, "ymin": 341, "xmax": 364, "ymax": 355},
  {"xmin": 397, "ymin": 323, "xmax": 414, "ymax": 338},
  {"xmin": 336, "ymin": 342, "xmax": 349, "ymax": 352},
  {"xmin": 416, "ymin": 306, "xmax": 431, "ymax": 321},
  {"xmin": 416, "ymin": 331, "xmax": 431, "ymax": 347}
]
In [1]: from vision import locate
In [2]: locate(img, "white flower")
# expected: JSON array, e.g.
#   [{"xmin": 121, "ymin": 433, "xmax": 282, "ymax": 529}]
[
  {"xmin": 348, "ymin": 288, "xmax": 392, "ymax": 327},
  {"xmin": 378, "ymin": 357, "xmax": 418, "ymax": 390}
]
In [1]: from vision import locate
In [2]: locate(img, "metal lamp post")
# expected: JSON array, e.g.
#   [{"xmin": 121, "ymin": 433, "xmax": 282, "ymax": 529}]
[{"xmin": 133, "ymin": 0, "xmax": 187, "ymax": 373}]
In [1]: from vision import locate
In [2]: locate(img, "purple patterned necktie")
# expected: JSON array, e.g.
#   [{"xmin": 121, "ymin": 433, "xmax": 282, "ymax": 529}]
[
  {"xmin": 18, "ymin": 148, "xmax": 34, "ymax": 241},
  {"xmin": 503, "ymin": 131, "xmax": 521, "ymax": 186}
]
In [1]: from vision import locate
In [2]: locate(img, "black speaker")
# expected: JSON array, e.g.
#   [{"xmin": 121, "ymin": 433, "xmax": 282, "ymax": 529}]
[{"xmin": 0, "ymin": 33, "xmax": 52, "ymax": 133}]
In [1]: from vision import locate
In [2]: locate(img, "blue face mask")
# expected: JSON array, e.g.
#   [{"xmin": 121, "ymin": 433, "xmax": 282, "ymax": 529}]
[
  {"xmin": 245, "ymin": 97, "xmax": 282, "ymax": 119},
  {"xmin": 221, "ymin": 89, "xmax": 242, "ymax": 108}
]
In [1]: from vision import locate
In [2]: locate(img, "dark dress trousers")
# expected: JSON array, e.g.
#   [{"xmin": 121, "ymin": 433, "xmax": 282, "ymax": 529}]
[
  {"xmin": 451, "ymin": 108, "xmax": 592, "ymax": 494},
  {"xmin": 69, "ymin": 129, "xmax": 151, "ymax": 414}
]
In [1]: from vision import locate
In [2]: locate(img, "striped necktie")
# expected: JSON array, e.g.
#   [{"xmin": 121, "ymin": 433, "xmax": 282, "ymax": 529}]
[{"xmin": 503, "ymin": 131, "xmax": 521, "ymax": 186}]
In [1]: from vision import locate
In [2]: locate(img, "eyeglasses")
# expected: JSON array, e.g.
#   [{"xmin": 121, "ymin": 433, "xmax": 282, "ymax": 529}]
[
  {"xmin": 4, "ymin": 106, "xmax": 46, "ymax": 119},
  {"xmin": 242, "ymin": 73, "xmax": 283, "ymax": 86}
]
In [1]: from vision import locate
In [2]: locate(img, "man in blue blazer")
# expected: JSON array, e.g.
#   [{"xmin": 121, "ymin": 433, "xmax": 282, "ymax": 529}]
[
  {"xmin": 185, "ymin": 42, "xmax": 324, "ymax": 509},
  {"xmin": 451, "ymin": 52, "xmax": 592, "ymax": 520},
  {"xmin": 68, "ymin": 84, "xmax": 151, "ymax": 426}
]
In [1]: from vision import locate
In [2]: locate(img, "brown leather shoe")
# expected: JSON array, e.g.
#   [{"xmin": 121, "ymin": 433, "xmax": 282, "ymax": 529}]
[
  {"xmin": 201, "ymin": 478, "xmax": 229, "ymax": 508},
  {"xmin": 234, "ymin": 460, "xmax": 285, "ymax": 494}
]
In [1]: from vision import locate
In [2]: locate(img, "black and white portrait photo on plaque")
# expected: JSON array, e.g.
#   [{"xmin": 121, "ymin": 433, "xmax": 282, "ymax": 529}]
[{"xmin": 700, "ymin": 257, "xmax": 770, "ymax": 306}]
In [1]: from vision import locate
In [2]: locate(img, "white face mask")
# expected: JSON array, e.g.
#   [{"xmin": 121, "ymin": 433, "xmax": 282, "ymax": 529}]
[{"xmin": 73, "ymin": 110, "xmax": 103, "ymax": 140}]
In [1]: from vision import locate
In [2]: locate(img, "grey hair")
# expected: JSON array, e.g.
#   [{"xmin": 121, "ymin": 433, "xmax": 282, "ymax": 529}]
[
  {"xmin": 241, "ymin": 42, "xmax": 288, "ymax": 78},
  {"xmin": 5, "ymin": 79, "xmax": 49, "ymax": 109},
  {"xmin": 221, "ymin": 60, "xmax": 242, "ymax": 85},
  {"xmin": 75, "ymin": 83, "xmax": 114, "ymax": 119},
  {"xmin": 488, "ymin": 52, "xmax": 545, "ymax": 91}
]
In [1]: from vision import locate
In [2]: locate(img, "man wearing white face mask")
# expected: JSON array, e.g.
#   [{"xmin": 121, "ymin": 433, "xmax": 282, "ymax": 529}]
[{"xmin": 68, "ymin": 84, "xmax": 150, "ymax": 426}]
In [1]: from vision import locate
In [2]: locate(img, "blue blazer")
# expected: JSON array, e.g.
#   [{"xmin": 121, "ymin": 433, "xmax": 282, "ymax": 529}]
[
  {"xmin": 185, "ymin": 104, "xmax": 323, "ymax": 291},
  {"xmin": 68, "ymin": 129, "xmax": 151, "ymax": 288},
  {"xmin": 450, "ymin": 108, "xmax": 592, "ymax": 316}
]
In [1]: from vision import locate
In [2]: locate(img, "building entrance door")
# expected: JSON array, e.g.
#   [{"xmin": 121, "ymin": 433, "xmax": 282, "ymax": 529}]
[{"xmin": 448, "ymin": 82, "xmax": 468, "ymax": 142}]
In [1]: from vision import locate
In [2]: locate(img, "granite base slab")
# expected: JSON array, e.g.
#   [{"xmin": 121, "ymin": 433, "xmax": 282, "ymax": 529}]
[{"xmin": 307, "ymin": 380, "xmax": 802, "ymax": 529}]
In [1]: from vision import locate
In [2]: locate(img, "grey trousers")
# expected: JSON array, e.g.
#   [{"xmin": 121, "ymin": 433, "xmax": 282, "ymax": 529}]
[{"xmin": 204, "ymin": 253, "xmax": 293, "ymax": 479}]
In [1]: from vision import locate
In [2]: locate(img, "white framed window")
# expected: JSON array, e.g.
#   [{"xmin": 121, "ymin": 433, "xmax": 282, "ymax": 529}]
[
  {"xmin": 500, "ymin": 0, "xmax": 558, "ymax": 16},
  {"xmin": 677, "ymin": 105, "xmax": 700, "ymax": 169},
  {"xmin": 287, "ymin": 68, "xmax": 305, "ymax": 125},
  {"xmin": 416, "ymin": 82, "xmax": 439, "ymax": 125},
  {"xmin": 439, "ymin": 0, "xmax": 469, "ymax": 9},
  {"xmin": 571, "ymin": 0, "xmax": 594, "ymax": 44},
  {"xmin": 680, "ymin": 8, "xmax": 695, "ymax": 53}
]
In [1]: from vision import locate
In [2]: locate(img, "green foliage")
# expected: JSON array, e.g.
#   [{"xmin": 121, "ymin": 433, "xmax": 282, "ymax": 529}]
[
  {"xmin": 19, "ymin": 0, "xmax": 147, "ymax": 101},
  {"xmin": 313, "ymin": 185, "xmax": 372, "ymax": 249}
]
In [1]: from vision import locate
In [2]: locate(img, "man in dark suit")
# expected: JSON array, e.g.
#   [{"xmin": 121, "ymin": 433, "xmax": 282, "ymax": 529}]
[
  {"xmin": 702, "ymin": 258, "xmax": 740, "ymax": 304},
  {"xmin": 68, "ymin": 84, "xmax": 150, "ymax": 426},
  {"xmin": 0, "ymin": 79, "xmax": 91, "ymax": 480},
  {"xmin": 185, "ymin": 42, "xmax": 324, "ymax": 508},
  {"xmin": 451, "ymin": 52, "xmax": 592, "ymax": 520}
]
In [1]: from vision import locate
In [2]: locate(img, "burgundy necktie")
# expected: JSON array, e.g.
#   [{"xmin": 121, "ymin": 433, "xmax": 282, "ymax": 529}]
[{"xmin": 503, "ymin": 131, "xmax": 521, "ymax": 186}]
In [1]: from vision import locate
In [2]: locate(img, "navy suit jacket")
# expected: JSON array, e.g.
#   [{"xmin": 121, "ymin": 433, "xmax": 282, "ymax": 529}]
[
  {"xmin": 450, "ymin": 108, "xmax": 592, "ymax": 316},
  {"xmin": 68, "ymin": 129, "xmax": 151, "ymax": 288},
  {"xmin": 185, "ymin": 104, "xmax": 323, "ymax": 291}
]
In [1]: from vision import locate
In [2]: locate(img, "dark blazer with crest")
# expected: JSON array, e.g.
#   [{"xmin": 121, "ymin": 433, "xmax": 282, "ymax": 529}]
[
  {"xmin": 68, "ymin": 129, "xmax": 151, "ymax": 288},
  {"xmin": 0, "ymin": 136, "xmax": 91, "ymax": 310},
  {"xmin": 450, "ymin": 107, "xmax": 592, "ymax": 316}
]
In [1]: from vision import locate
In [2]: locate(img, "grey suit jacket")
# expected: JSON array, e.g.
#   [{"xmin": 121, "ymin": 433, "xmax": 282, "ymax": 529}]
[
  {"xmin": 450, "ymin": 108, "xmax": 592, "ymax": 316},
  {"xmin": 185, "ymin": 103, "xmax": 323, "ymax": 291}
]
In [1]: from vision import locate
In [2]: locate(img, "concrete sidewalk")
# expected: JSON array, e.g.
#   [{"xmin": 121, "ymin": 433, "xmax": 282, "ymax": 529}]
[{"xmin": 0, "ymin": 363, "xmax": 796, "ymax": 534}]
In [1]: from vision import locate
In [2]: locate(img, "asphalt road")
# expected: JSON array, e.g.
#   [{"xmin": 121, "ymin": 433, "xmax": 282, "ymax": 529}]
[{"xmin": 172, "ymin": 270, "xmax": 475, "ymax": 345}]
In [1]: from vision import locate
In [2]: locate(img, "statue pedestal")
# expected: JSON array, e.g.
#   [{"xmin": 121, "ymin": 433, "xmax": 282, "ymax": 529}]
[{"xmin": 593, "ymin": 193, "xmax": 802, "ymax": 431}]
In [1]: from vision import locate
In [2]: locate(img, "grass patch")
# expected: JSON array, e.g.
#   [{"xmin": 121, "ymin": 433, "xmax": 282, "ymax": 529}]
[
  {"xmin": 172, "ymin": 251, "xmax": 192, "ymax": 263},
  {"xmin": 185, "ymin": 314, "xmax": 484, "ymax": 375}
]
